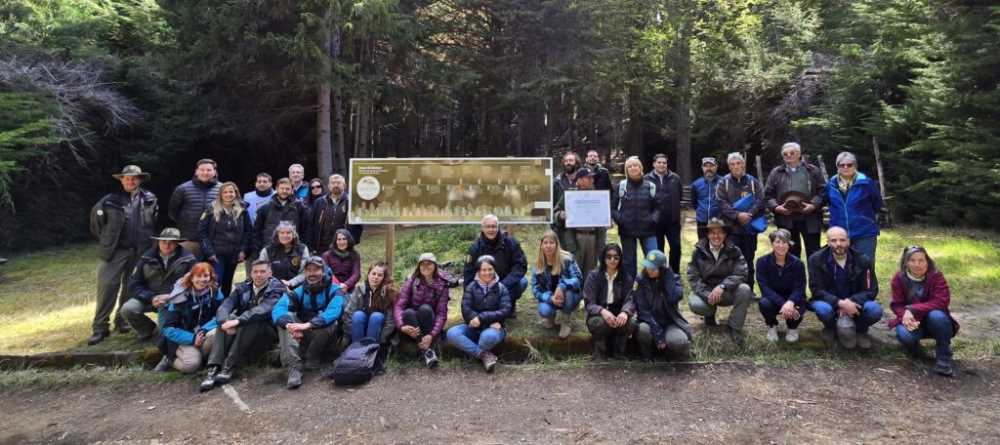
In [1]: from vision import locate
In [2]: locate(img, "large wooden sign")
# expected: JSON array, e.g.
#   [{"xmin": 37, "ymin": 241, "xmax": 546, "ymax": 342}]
[{"xmin": 349, "ymin": 158, "xmax": 553, "ymax": 224}]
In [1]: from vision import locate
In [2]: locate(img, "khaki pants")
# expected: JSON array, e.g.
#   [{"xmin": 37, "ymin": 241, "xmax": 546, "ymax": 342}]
[
  {"xmin": 278, "ymin": 316, "xmax": 339, "ymax": 370},
  {"xmin": 688, "ymin": 283, "xmax": 753, "ymax": 331},
  {"xmin": 93, "ymin": 247, "xmax": 141, "ymax": 334},
  {"xmin": 172, "ymin": 329, "xmax": 217, "ymax": 373}
]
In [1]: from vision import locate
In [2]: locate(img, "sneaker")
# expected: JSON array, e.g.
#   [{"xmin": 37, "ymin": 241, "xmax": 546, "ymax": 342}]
[
  {"xmin": 480, "ymin": 351, "xmax": 498, "ymax": 373},
  {"xmin": 785, "ymin": 329, "xmax": 799, "ymax": 343},
  {"xmin": 766, "ymin": 326, "xmax": 779, "ymax": 342},
  {"xmin": 423, "ymin": 348, "xmax": 439, "ymax": 369},
  {"xmin": 214, "ymin": 367, "xmax": 234, "ymax": 385},
  {"xmin": 286, "ymin": 367, "xmax": 303, "ymax": 389},
  {"xmin": 153, "ymin": 356, "xmax": 171, "ymax": 372},
  {"xmin": 541, "ymin": 317, "xmax": 555, "ymax": 329},
  {"xmin": 558, "ymin": 322, "xmax": 573, "ymax": 339},
  {"xmin": 934, "ymin": 359, "xmax": 955, "ymax": 377},
  {"xmin": 199, "ymin": 367, "xmax": 219, "ymax": 392},
  {"xmin": 704, "ymin": 315, "xmax": 718, "ymax": 327},
  {"xmin": 87, "ymin": 331, "xmax": 108, "ymax": 346},
  {"xmin": 857, "ymin": 333, "xmax": 873, "ymax": 350}
]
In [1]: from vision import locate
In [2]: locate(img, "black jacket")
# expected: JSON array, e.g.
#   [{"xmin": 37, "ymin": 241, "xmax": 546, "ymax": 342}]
[
  {"xmin": 611, "ymin": 177, "xmax": 659, "ymax": 238},
  {"xmin": 216, "ymin": 276, "xmax": 286, "ymax": 326},
  {"xmin": 644, "ymin": 170, "xmax": 683, "ymax": 226},
  {"xmin": 168, "ymin": 177, "xmax": 220, "ymax": 242},
  {"xmin": 306, "ymin": 192, "xmax": 363, "ymax": 252},
  {"xmin": 583, "ymin": 269, "xmax": 636, "ymax": 317},
  {"xmin": 807, "ymin": 246, "xmax": 879, "ymax": 308},
  {"xmin": 687, "ymin": 238, "xmax": 749, "ymax": 296},
  {"xmin": 253, "ymin": 195, "xmax": 308, "ymax": 252},
  {"xmin": 587, "ymin": 163, "xmax": 612, "ymax": 191},
  {"xmin": 461, "ymin": 279, "xmax": 512, "ymax": 328},
  {"xmin": 198, "ymin": 205, "xmax": 253, "ymax": 259},
  {"xmin": 127, "ymin": 246, "xmax": 197, "ymax": 303},
  {"xmin": 463, "ymin": 232, "xmax": 528, "ymax": 291},
  {"xmin": 764, "ymin": 163, "xmax": 827, "ymax": 233},
  {"xmin": 634, "ymin": 269, "xmax": 691, "ymax": 341},
  {"xmin": 90, "ymin": 189, "xmax": 158, "ymax": 260}
]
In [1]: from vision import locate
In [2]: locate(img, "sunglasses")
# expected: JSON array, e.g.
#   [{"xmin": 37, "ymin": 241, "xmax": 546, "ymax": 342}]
[
  {"xmin": 837, "ymin": 163, "xmax": 855, "ymax": 168},
  {"xmin": 311, "ymin": 185, "xmax": 323, "ymax": 189}
]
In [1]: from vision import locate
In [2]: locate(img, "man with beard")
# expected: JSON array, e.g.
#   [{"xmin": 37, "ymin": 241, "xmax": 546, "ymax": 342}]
[
  {"xmin": 690, "ymin": 157, "xmax": 721, "ymax": 240},
  {"xmin": 253, "ymin": 178, "xmax": 308, "ymax": 255},
  {"xmin": 553, "ymin": 151, "xmax": 583, "ymax": 248},
  {"xmin": 307, "ymin": 174, "xmax": 351, "ymax": 252},
  {"xmin": 808, "ymin": 226, "xmax": 881, "ymax": 350},
  {"xmin": 464, "ymin": 214, "xmax": 528, "ymax": 317},
  {"xmin": 584, "ymin": 149, "xmax": 612, "ymax": 191},
  {"xmin": 553, "ymin": 168, "xmax": 605, "ymax": 281},
  {"xmin": 272, "ymin": 256, "xmax": 346, "ymax": 389}
]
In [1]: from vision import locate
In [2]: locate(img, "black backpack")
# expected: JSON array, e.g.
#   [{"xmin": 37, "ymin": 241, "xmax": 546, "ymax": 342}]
[{"xmin": 328, "ymin": 337, "xmax": 380, "ymax": 386}]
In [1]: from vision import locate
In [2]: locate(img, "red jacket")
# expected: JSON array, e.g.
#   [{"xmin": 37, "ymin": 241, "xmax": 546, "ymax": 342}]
[{"xmin": 888, "ymin": 270, "xmax": 959, "ymax": 334}]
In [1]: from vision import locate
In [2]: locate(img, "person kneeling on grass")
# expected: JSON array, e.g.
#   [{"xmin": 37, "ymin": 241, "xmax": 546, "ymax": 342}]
[
  {"xmin": 343, "ymin": 261, "xmax": 397, "ymax": 345},
  {"xmin": 583, "ymin": 243, "xmax": 637, "ymax": 360},
  {"xmin": 157, "ymin": 262, "xmax": 225, "ymax": 373},
  {"xmin": 394, "ymin": 253, "xmax": 450, "ymax": 369},
  {"xmin": 634, "ymin": 250, "xmax": 692, "ymax": 360},
  {"xmin": 686, "ymin": 218, "xmax": 753, "ymax": 347},
  {"xmin": 808, "ymin": 226, "xmax": 881, "ymax": 351},
  {"xmin": 448, "ymin": 255, "xmax": 512, "ymax": 373},
  {"xmin": 889, "ymin": 246, "xmax": 959, "ymax": 377},
  {"xmin": 756, "ymin": 229, "xmax": 807, "ymax": 343},
  {"xmin": 200, "ymin": 259, "xmax": 285, "ymax": 392},
  {"xmin": 120, "ymin": 228, "xmax": 197, "ymax": 343},
  {"xmin": 531, "ymin": 230, "xmax": 583, "ymax": 339},
  {"xmin": 272, "ymin": 256, "xmax": 346, "ymax": 389}
]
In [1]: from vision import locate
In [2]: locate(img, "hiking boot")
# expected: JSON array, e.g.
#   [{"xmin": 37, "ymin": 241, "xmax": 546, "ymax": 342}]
[
  {"xmin": 480, "ymin": 351, "xmax": 498, "ymax": 373},
  {"xmin": 87, "ymin": 331, "xmax": 108, "ymax": 346},
  {"xmin": 115, "ymin": 324, "xmax": 131, "ymax": 335},
  {"xmin": 857, "ymin": 333, "xmax": 873, "ymax": 350},
  {"xmin": 541, "ymin": 317, "xmax": 555, "ymax": 329},
  {"xmin": 704, "ymin": 315, "xmax": 718, "ymax": 327},
  {"xmin": 934, "ymin": 359, "xmax": 955, "ymax": 377},
  {"xmin": 766, "ymin": 326, "xmax": 779, "ymax": 342},
  {"xmin": 725, "ymin": 325, "xmax": 746, "ymax": 349},
  {"xmin": 153, "ymin": 356, "xmax": 171, "ymax": 372},
  {"xmin": 785, "ymin": 329, "xmax": 799, "ymax": 343},
  {"xmin": 286, "ymin": 367, "xmax": 303, "ymax": 389},
  {"xmin": 200, "ymin": 366, "xmax": 219, "ymax": 392},
  {"xmin": 557, "ymin": 312, "xmax": 573, "ymax": 339},
  {"xmin": 612, "ymin": 335, "xmax": 629, "ymax": 359},
  {"xmin": 592, "ymin": 340, "xmax": 608, "ymax": 361},
  {"xmin": 214, "ymin": 367, "xmax": 234, "ymax": 385},
  {"xmin": 423, "ymin": 347, "xmax": 439, "ymax": 369}
]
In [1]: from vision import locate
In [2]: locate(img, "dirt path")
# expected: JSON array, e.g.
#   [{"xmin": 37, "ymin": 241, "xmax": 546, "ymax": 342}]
[{"xmin": 2, "ymin": 361, "xmax": 998, "ymax": 444}]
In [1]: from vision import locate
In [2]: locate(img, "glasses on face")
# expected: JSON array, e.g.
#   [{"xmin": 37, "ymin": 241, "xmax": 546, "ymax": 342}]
[{"xmin": 838, "ymin": 163, "xmax": 855, "ymax": 168}]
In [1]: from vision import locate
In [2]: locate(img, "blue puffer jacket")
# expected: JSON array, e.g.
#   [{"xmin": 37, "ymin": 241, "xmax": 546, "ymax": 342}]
[
  {"xmin": 531, "ymin": 254, "xmax": 583, "ymax": 304},
  {"xmin": 272, "ymin": 276, "xmax": 345, "ymax": 329},
  {"xmin": 611, "ymin": 177, "xmax": 659, "ymax": 238},
  {"xmin": 162, "ymin": 287, "xmax": 225, "ymax": 346},
  {"xmin": 462, "ymin": 277, "xmax": 512, "ymax": 327},
  {"xmin": 690, "ymin": 175, "xmax": 721, "ymax": 223},
  {"xmin": 826, "ymin": 172, "xmax": 883, "ymax": 240}
]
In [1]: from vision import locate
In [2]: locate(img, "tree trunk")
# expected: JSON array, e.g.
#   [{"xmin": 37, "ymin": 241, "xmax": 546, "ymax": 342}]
[
  {"xmin": 331, "ymin": 27, "xmax": 347, "ymax": 174},
  {"xmin": 317, "ymin": 84, "xmax": 333, "ymax": 178},
  {"xmin": 673, "ymin": 23, "xmax": 693, "ymax": 184}
]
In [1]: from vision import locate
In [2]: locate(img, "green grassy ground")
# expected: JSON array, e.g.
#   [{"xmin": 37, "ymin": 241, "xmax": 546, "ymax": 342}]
[{"xmin": 1, "ymin": 214, "xmax": 998, "ymax": 363}]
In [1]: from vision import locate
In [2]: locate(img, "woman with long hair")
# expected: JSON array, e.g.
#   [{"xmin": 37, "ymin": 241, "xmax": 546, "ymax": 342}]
[
  {"xmin": 343, "ymin": 261, "xmax": 398, "ymax": 344},
  {"xmin": 394, "ymin": 253, "xmax": 450, "ymax": 368},
  {"xmin": 322, "ymin": 229, "xmax": 362, "ymax": 293},
  {"xmin": 258, "ymin": 221, "xmax": 310, "ymax": 285},
  {"xmin": 531, "ymin": 230, "xmax": 583, "ymax": 339},
  {"xmin": 158, "ymin": 262, "xmax": 225, "ymax": 373},
  {"xmin": 199, "ymin": 181, "xmax": 252, "ymax": 296},
  {"xmin": 583, "ymin": 243, "xmax": 637, "ymax": 359}
]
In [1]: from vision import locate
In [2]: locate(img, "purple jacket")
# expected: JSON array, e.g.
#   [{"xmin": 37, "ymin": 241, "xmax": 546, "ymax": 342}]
[
  {"xmin": 322, "ymin": 250, "xmax": 361, "ymax": 292},
  {"xmin": 394, "ymin": 275, "xmax": 450, "ymax": 337}
]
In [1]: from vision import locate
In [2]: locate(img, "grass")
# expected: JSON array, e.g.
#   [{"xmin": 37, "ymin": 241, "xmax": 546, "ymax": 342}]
[{"xmin": 1, "ymin": 213, "xmax": 998, "ymax": 365}]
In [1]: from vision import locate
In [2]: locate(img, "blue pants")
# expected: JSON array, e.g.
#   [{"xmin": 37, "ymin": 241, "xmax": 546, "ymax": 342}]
[
  {"xmin": 895, "ymin": 310, "xmax": 954, "ymax": 362},
  {"xmin": 812, "ymin": 300, "xmax": 883, "ymax": 333},
  {"xmin": 213, "ymin": 254, "xmax": 239, "ymax": 298},
  {"xmin": 851, "ymin": 236, "xmax": 878, "ymax": 263},
  {"xmin": 759, "ymin": 297, "xmax": 804, "ymax": 329},
  {"xmin": 350, "ymin": 311, "xmax": 385, "ymax": 342},
  {"xmin": 621, "ymin": 236, "xmax": 657, "ymax": 275},
  {"xmin": 538, "ymin": 290, "xmax": 582, "ymax": 319},
  {"xmin": 447, "ymin": 324, "xmax": 505, "ymax": 358}
]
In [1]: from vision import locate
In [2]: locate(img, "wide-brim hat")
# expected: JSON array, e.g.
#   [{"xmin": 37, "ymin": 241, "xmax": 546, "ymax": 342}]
[
  {"xmin": 779, "ymin": 190, "xmax": 810, "ymax": 211},
  {"xmin": 150, "ymin": 227, "xmax": 184, "ymax": 241},
  {"xmin": 112, "ymin": 165, "xmax": 150, "ymax": 180}
]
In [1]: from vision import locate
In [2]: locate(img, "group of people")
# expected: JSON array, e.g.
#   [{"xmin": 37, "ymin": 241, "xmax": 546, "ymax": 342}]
[{"xmin": 86, "ymin": 145, "xmax": 958, "ymax": 393}]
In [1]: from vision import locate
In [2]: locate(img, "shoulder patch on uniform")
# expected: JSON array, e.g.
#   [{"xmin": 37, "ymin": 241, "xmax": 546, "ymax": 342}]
[{"xmin": 96, "ymin": 209, "xmax": 104, "ymax": 216}]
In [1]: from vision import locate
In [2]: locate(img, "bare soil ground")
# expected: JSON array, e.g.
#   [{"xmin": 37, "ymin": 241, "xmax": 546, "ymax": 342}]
[{"xmin": 2, "ymin": 361, "xmax": 998, "ymax": 445}]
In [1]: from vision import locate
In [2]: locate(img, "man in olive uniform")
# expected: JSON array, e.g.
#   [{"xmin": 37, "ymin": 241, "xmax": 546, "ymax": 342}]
[{"xmin": 88, "ymin": 165, "xmax": 158, "ymax": 346}]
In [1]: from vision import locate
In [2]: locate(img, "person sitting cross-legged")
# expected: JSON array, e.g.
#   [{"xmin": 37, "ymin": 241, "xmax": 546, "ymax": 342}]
[
  {"xmin": 756, "ymin": 229, "xmax": 807, "ymax": 343},
  {"xmin": 634, "ymin": 250, "xmax": 692, "ymax": 360},
  {"xmin": 447, "ymin": 255, "xmax": 512, "ymax": 373},
  {"xmin": 583, "ymin": 243, "xmax": 637, "ymax": 360},
  {"xmin": 889, "ymin": 246, "xmax": 959, "ymax": 377},
  {"xmin": 272, "ymin": 256, "xmax": 346, "ymax": 389},
  {"xmin": 120, "ymin": 228, "xmax": 196, "ymax": 343},
  {"xmin": 199, "ymin": 259, "xmax": 286, "ymax": 392},
  {"xmin": 808, "ymin": 226, "xmax": 881, "ymax": 350},
  {"xmin": 687, "ymin": 218, "xmax": 753, "ymax": 347}
]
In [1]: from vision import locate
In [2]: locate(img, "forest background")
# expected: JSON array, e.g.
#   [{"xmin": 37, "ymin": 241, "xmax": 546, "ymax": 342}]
[{"xmin": 1, "ymin": 0, "xmax": 997, "ymax": 251}]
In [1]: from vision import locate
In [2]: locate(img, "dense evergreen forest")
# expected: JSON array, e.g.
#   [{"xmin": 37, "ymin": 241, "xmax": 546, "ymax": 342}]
[{"xmin": 1, "ymin": 0, "xmax": 997, "ymax": 251}]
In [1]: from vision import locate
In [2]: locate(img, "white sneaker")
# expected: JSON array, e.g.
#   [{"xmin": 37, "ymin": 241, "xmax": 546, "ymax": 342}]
[
  {"xmin": 785, "ymin": 329, "xmax": 799, "ymax": 343},
  {"xmin": 766, "ymin": 326, "xmax": 779, "ymax": 342}
]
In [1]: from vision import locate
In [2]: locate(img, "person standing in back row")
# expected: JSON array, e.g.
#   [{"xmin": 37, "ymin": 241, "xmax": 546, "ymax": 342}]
[
  {"xmin": 169, "ymin": 159, "xmax": 221, "ymax": 259},
  {"xmin": 826, "ymin": 151, "xmax": 883, "ymax": 262},
  {"xmin": 584, "ymin": 149, "xmax": 612, "ymax": 191},
  {"xmin": 288, "ymin": 163, "xmax": 309, "ymax": 201},
  {"xmin": 644, "ymin": 153, "xmax": 683, "ymax": 273},
  {"xmin": 764, "ymin": 142, "xmax": 826, "ymax": 260},
  {"xmin": 612, "ymin": 156, "xmax": 659, "ymax": 276},
  {"xmin": 691, "ymin": 157, "xmax": 721, "ymax": 240},
  {"xmin": 717, "ymin": 152, "xmax": 766, "ymax": 289},
  {"xmin": 243, "ymin": 173, "xmax": 274, "ymax": 225}
]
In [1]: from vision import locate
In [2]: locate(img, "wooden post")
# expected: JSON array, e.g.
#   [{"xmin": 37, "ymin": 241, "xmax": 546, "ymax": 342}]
[
  {"xmin": 871, "ymin": 136, "xmax": 888, "ymax": 199},
  {"xmin": 385, "ymin": 224, "xmax": 396, "ymax": 276}
]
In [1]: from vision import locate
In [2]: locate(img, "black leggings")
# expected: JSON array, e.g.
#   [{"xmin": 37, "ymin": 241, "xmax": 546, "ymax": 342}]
[{"xmin": 402, "ymin": 304, "xmax": 436, "ymax": 335}]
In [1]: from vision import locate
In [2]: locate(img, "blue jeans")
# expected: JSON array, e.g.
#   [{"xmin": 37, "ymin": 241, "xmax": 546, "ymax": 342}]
[
  {"xmin": 812, "ymin": 300, "xmax": 883, "ymax": 333},
  {"xmin": 213, "ymin": 254, "xmax": 239, "ymax": 298},
  {"xmin": 896, "ymin": 310, "xmax": 954, "ymax": 362},
  {"xmin": 851, "ymin": 236, "xmax": 878, "ymax": 262},
  {"xmin": 621, "ymin": 236, "xmax": 657, "ymax": 275},
  {"xmin": 447, "ymin": 324, "xmax": 505, "ymax": 358},
  {"xmin": 538, "ymin": 290, "xmax": 583, "ymax": 319},
  {"xmin": 350, "ymin": 310, "xmax": 385, "ymax": 342}
]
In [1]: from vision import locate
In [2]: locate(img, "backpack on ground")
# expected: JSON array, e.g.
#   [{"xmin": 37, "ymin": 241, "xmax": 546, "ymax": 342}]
[{"xmin": 328, "ymin": 337, "xmax": 380, "ymax": 386}]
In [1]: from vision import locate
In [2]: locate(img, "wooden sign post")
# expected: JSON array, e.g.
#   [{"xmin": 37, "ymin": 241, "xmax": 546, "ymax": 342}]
[{"xmin": 385, "ymin": 224, "xmax": 396, "ymax": 277}]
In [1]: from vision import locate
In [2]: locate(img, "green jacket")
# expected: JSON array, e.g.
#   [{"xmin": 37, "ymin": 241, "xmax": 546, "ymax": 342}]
[{"xmin": 90, "ymin": 189, "xmax": 158, "ymax": 261}]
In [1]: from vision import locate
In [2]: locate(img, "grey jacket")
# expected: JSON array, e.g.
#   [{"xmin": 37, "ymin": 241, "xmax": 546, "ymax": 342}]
[
  {"xmin": 763, "ymin": 163, "xmax": 827, "ymax": 233},
  {"xmin": 90, "ymin": 189, "xmax": 158, "ymax": 260},
  {"xmin": 686, "ymin": 238, "xmax": 749, "ymax": 296},
  {"xmin": 341, "ymin": 282, "xmax": 398, "ymax": 344}
]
